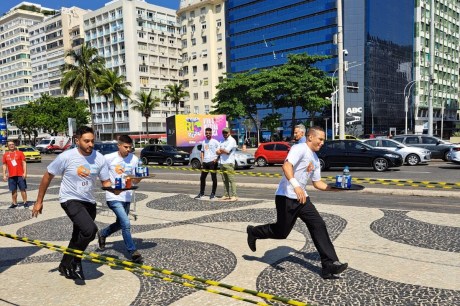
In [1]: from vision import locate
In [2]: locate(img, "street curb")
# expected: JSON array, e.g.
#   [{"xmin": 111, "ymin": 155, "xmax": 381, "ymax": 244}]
[{"xmin": 25, "ymin": 175, "xmax": 459, "ymax": 198}]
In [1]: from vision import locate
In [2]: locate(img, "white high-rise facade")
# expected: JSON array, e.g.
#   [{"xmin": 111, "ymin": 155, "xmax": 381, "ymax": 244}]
[
  {"xmin": 29, "ymin": 7, "xmax": 88, "ymax": 99},
  {"xmin": 84, "ymin": 0, "xmax": 181, "ymax": 139},
  {"xmin": 0, "ymin": 3, "xmax": 49, "ymax": 112},
  {"xmin": 177, "ymin": 0, "xmax": 227, "ymax": 115},
  {"xmin": 414, "ymin": 0, "xmax": 459, "ymax": 133}
]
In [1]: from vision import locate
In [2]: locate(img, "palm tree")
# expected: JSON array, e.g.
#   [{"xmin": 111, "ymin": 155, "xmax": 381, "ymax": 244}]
[
  {"xmin": 163, "ymin": 83, "xmax": 189, "ymax": 114},
  {"xmin": 131, "ymin": 90, "xmax": 160, "ymax": 139},
  {"xmin": 61, "ymin": 43, "xmax": 106, "ymax": 130},
  {"xmin": 96, "ymin": 69, "xmax": 132, "ymax": 140}
]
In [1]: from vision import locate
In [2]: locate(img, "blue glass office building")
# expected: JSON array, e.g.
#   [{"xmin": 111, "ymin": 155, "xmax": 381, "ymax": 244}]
[
  {"xmin": 226, "ymin": 0, "xmax": 338, "ymax": 136},
  {"xmin": 227, "ymin": 0, "xmax": 415, "ymax": 136}
]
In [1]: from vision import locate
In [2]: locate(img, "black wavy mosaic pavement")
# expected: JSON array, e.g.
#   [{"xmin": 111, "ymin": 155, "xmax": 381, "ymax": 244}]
[
  {"xmin": 3, "ymin": 194, "xmax": 460, "ymax": 305},
  {"xmin": 370, "ymin": 209, "xmax": 460, "ymax": 252},
  {"xmin": 0, "ymin": 207, "xmax": 32, "ymax": 226},
  {"xmin": 0, "ymin": 238, "xmax": 236, "ymax": 306},
  {"xmin": 147, "ymin": 193, "xmax": 264, "ymax": 211}
]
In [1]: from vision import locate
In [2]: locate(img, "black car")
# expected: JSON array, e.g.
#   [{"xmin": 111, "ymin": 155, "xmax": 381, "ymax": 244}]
[
  {"xmin": 94, "ymin": 142, "xmax": 119, "ymax": 155},
  {"xmin": 317, "ymin": 140, "xmax": 403, "ymax": 172},
  {"xmin": 392, "ymin": 134, "xmax": 460, "ymax": 160},
  {"xmin": 140, "ymin": 144, "xmax": 190, "ymax": 166}
]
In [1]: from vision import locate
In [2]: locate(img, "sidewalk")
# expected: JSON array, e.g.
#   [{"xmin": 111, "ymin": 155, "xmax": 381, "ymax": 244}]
[{"xmin": 0, "ymin": 185, "xmax": 459, "ymax": 305}]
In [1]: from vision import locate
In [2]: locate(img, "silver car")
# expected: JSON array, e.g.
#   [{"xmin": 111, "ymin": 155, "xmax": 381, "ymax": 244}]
[
  {"xmin": 447, "ymin": 147, "xmax": 460, "ymax": 164},
  {"xmin": 362, "ymin": 138, "xmax": 431, "ymax": 166},
  {"xmin": 190, "ymin": 143, "xmax": 255, "ymax": 169}
]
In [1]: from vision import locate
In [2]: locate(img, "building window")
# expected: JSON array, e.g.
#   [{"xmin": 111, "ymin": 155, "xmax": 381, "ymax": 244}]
[
  {"xmin": 194, "ymin": 106, "xmax": 199, "ymax": 113},
  {"xmin": 201, "ymin": 22, "xmax": 207, "ymax": 30},
  {"xmin": 203, "ymin": 63, "xmax": 208, "ymax": 71},
  {"xmin": 215, "ymin": 4, "xmax": 221, "ymax": 13},
  {"xmin": 346, "ymin": 81, "xmax": 359, "ymax": 93},
  {"xmin": 193, "ymin": 93, "xmax": 198, "ymax": 100},
  {"xmin": 218, "ymin": 62, "xmax": 224, "ymax": 69},
  {"xmin": 217, "ymin": 33, "xmax": 222, "ymax": 41},
  {"xmin": 204, "ymin": 91, "xmax": 209, "ymax": 99},
  {"xmin": 191, "ymin": 24, "xmax": 195, "ymax": 32},
  {"xmin": 191, "ymin": 38, "xmax": 196, "ymax": 45},
  {"xmin": 203, "ymin": 78, "xmax": 208, "ymax": 85},
  {"xmin": 192, "ymin": 66, "xmax": 197, "ymax": 73},
  {"xmin": 218, "ymin": 76, "xmax": 223, "ymax": 83},
  {"xmin": 202, "ymin": 36, "xmax": 207, "ymax": 43},
  {"xmin": 216, "ymin": 19, "xmax": 222, "ymax": 27}
]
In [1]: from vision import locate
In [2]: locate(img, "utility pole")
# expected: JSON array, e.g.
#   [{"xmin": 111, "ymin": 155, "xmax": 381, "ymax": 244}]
[
  {"xmin": 337, "ymin": 0, "xmax": 345, "ymax": 140},
  {"xmin": 428, "ymin": 0, "xmax": 435, "ymax": 136}
]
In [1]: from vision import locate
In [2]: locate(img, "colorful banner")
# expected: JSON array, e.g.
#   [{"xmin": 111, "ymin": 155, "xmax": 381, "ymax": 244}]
[
  {"xmin": 0, "ymin": 118, "xmax": 6, "ymax": 145},
  {"xmin": 167, "ymin": 114, "xmax": 227, "ymax": 147}
]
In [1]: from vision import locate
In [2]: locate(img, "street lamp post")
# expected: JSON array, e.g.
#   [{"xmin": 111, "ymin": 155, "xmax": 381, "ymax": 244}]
[
  {"xmin": 324, "ymin": 117, "xmax": 329, "ymax": 140},
  {"xmin": 404, "ymin": 80, "xmax": 417, "ymax": 134},
  {"xmin": 336, "ymin": 0, "xmax": 345, "ymax": 140}
]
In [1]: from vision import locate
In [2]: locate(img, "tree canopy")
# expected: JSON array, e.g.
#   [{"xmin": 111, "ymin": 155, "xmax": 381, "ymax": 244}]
[
  {"xmin": 9, "ymin": 95, "xmax": 90, "ymax": 142},
  {"xmin": 212, "ymin": 53, "xmax": 332, "ymax": 136}
]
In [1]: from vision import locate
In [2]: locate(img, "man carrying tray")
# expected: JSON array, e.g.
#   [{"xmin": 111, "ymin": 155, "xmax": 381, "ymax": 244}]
[
  {"xmin": 97, "ymin": 135, "xmax": 144, "ymax": 264},
  {"xmin": 246, "ymin": 126, "xmax": 348, "ymax": 279},
  {"xmin": 32, "ymin": 126, "xmax": 112, "ymax": 280}
]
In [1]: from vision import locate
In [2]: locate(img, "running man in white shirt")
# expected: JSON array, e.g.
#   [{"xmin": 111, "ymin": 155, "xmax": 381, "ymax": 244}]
[
  {"xmin": 195, "ymin": 127, "xmax": 220, "ymax": 200},
  {"xmin": 97, "ymin": 135, "xmax": 143, "ymax": 263},
  {"xmin": 32, "ymin": 126, "xmax": 112, "ymax": 281},
  {"xmin": 246, "ymin": 126, "xmax": 348, "ymax": 279}
]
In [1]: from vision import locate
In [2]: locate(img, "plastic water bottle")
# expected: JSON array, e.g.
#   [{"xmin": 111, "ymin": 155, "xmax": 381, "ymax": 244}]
[
  {"xmin": 136, "ymin": 160, "xmax": 144, "ymax": 177},
  {"xmin": 341, "ymin": 166, "xmax": 350, "ymax": 189}
]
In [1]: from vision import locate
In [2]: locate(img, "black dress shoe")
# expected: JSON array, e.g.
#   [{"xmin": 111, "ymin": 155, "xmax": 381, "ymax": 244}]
[
  {"xmin": 246, "ymin": 225, "xmax": 257, "ymax": 252},
  {"xmin": 58, "ymin": 262, "xmax": 77, "ymax": 279},
  {"xmin": 322, "ymin": 261, "xmax": 348, "ymax": 279},
  {"xmin": 72, "ymin": 261, "xmax": 85, "ymax": 280},
  {"xmin": 329, "ymin": 261, "xmax": 348, "ymax": 274}
]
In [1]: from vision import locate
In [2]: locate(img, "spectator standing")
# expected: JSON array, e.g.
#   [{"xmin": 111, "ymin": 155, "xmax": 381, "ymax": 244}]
[
  {"xmin": 217, "ymin": 128, "xmax": 238, "ymax": 201},
  {"xmin": 97, "ymin": 135, "xmax": 144, "ymax": 263},
  {"xmin": 293, "ymin": 124, "xmax": 306, "ymax": 143},
  {"xmin": 2, "ymin": 140, "xmax": 27, "ymax": 208},
  {"xmin": 246, "ymin": 126, "xmax": 348, "ymax": 279},
  {"xmin": 195, "ymin": 127, "xmax": 219, "ymax": 200},
  {"xmin": 32, "ymin": 127, "xmax": 112, "ymax": 280}
]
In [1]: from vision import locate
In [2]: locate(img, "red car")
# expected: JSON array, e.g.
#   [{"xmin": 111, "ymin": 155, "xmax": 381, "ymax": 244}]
[{"xmin": 254, "ymin": 142, "xmax": 291, "ymax": 166}]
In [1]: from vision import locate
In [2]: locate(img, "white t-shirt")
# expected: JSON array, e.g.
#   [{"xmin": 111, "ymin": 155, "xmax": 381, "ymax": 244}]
[
  {"xmin": 275, "ymin": 143, "xmax": 321, "ymax": 199},
  {"xmin": 105, "ymin": 151, "xmax": 139, "ymax": 202},
  {"xmin": 47, "ymin": 148, "xmax": 110, "ymax": 204},
  {"xmin": 201, "ymin": 138, "xmax": 219, "ymax": 162},
  {"xmin": 219, "ymin": 136, "xmax": 237, "ymax": 164}
]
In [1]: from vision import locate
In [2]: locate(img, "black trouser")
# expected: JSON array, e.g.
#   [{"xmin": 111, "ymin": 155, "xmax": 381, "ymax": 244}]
[
  {"xmin": 60, "ymin": 200, "xmax": 98, "ymax": 265},
  {"xmin": 251, "ymin": 195, "xmax": 339, "ymax": 267},
  {"xmin": 199, "ymin": 161, "xmax": 218, "ymax": 195}
]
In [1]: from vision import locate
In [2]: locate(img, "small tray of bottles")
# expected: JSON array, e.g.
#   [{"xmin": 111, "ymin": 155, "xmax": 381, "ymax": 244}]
[
  {"xmin": 102, "ymin": 186, "xmax": 139, "ymax": 191},
  {"xmin": 328, "ymin": 183, "xmax": 364, "ymax": 191}
]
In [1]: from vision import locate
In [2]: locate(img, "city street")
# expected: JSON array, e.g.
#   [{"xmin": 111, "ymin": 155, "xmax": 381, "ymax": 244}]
[{"xmin": 0, "ymin": 151, "xmax": 459, "ymax": 305}]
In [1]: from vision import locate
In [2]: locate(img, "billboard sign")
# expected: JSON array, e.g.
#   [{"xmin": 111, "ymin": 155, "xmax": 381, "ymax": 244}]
[
  {"xmin": 0, "ymin": 118, "xmax": 6, "ymax": 145},
  {"xmin": 166, "ymin": 114, "xmax": 227, "ymax": 147}
]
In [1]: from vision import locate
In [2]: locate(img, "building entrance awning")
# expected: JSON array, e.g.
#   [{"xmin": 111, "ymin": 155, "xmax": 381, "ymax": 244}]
[{"xmin": 129, "ymin": 133, "xmax": 166, "ymax": 140}]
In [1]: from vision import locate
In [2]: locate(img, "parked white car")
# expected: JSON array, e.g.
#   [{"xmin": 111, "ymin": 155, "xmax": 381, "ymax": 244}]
[
  {"xmin": 447, "ymin": 147, "xmax": 460, "ymax": 164},
  {"xmin": 190, "ymin": 143, "xmax": 255, "ymax": 169},
  {"xmin": 362, "ymin": 138, "xmax": 431, "ymax": 166}
]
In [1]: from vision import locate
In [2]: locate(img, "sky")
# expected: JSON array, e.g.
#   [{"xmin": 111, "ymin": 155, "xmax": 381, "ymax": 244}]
[{"xmin": 0, "ymin": 0, "xmax": 178, "ymax": 15}]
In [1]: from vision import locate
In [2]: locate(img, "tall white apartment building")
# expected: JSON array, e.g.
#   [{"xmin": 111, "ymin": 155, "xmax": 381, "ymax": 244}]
[
  {"xmin": 84, "ymin": 0, "xmax": 182, "ymax": 139},
  {"xmin": 29, "ymin": 7, "xmax": 88, "ymax": 99},
  {"xmin": 0, "ymin": 2, "xmax": 50, "ymax": 112},
  {"xmin": 177, "ymin": 0, "xmax": 227, "ymax": 115},
  {"xmin": 414, "ymin": 0, "xmax": 459, "ymax": 133}
]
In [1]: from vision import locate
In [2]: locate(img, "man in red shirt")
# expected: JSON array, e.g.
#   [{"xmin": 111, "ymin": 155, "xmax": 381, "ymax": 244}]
[{"xmin": 2, "ymin": 140, "xmax": 27, "ymax": 208}]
